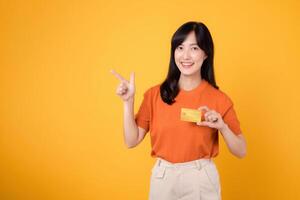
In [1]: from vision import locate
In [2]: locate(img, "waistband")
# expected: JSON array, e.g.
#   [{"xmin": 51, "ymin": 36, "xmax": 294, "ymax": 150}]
[{"xmin": 155, "ymin": 157, "xmax": 213, "ymax": 170}]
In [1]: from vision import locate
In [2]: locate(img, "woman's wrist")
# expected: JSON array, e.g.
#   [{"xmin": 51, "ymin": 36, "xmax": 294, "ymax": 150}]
[
  {"xmin": 124, "ymin": 96, "xmax": 135, "ymax": 105},
  {"xmin": 219, "ymin": 123, "xmax": 229, "ymax": 134}
]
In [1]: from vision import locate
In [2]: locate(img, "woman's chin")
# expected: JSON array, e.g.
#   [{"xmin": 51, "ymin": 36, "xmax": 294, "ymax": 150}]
[{"xmin": 179, "ymin": 68, "xmax": 200, "ymax": 76}]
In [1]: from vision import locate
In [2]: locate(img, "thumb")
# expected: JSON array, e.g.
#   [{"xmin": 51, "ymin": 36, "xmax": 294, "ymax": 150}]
[{"xmin": 129, "ymin": 72, "xmax": 135, "ymax": 85}]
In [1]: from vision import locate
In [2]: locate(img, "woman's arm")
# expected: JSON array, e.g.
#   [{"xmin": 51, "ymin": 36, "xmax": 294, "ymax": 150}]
[
  {"xmin": 219, "ymin": 124, "xmax": 247, "ymax": 158},
  {"xmin": 197, "ymin": 106, "xmax": 247, "ymax": 159},
  {"xmin": 111, "ymin": 70, "xmax": 146, "ymax": 148},
  {"xmin": 123, "ymin": 98, "xmax": 147, "ymax": 148},
  {"xmin": 123, "ymin": 98, "xmax": 139, "ymax": 148}
]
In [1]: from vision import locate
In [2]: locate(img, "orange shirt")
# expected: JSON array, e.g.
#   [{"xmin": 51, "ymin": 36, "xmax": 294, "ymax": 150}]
[{"xmin": 135, "ymin": 79, "xmax": 242, "ymax": 163}]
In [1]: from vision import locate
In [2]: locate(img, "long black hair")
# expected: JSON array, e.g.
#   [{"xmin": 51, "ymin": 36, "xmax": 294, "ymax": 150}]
[{"xmin": 160, "ymin": 21, "xmax": 219, "ymax": 105}]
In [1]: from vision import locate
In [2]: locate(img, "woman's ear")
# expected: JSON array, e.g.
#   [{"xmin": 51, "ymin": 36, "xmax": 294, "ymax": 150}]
[{"xmin": 204, "ymin": 54, "xmax": 208, "ymax": 60}]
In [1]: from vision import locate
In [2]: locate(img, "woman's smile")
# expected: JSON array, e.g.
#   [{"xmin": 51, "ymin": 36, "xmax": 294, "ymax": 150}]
[{"xmin": 181, "ymin": 62, "xmax": 194, "ymax": 68}]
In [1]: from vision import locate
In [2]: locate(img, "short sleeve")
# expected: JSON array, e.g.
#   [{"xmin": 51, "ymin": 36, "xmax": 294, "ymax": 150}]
[
  {"xmin": 134, "ymin": 88, "xmax": 152, "ymax": 132},
  {"xmin": 220, "ymin": 94, "xmax": 243, "ymax": 136}
]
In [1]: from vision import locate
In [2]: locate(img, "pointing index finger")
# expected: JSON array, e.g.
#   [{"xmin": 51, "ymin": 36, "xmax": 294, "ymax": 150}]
[{"xmin": 110, "ymin": 69, "xmax": 127, "ymax": 82}]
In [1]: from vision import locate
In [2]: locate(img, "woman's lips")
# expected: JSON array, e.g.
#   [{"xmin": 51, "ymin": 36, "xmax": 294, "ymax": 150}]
[{"xmin": 181, "ymin": 62, "xmax": 194, "ymax": 68}]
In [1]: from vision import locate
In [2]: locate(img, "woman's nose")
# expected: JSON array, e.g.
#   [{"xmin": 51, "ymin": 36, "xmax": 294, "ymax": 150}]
[{"xmin": 183, "ymin": 49, "xmax": 191, "ymax": 59}]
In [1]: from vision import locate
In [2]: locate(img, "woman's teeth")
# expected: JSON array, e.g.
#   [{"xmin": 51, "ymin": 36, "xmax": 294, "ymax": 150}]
[{"xmin": 181, "ymin": 62, "xmax": 194, "ymax": 67}]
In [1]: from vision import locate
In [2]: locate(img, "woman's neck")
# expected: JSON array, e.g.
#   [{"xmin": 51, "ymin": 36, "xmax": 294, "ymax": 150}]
[{"xmin": 178, "ymin": 74, "xmax": 202, "ymax": 91}]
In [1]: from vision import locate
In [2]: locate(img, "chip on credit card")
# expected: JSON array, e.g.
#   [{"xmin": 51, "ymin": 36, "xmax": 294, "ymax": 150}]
[{"xmin": 180, "ymin": 108, "xmax": 202, "ymax": 123}]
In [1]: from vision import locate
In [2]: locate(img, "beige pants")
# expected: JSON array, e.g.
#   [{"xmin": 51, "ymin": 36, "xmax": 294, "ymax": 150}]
[{"xmin": 149, "ymin": 157, "xmax": 221, "ymax": 200}]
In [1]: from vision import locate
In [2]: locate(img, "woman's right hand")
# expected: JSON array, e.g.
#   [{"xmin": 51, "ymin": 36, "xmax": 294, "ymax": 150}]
[{"xmin": 110, "ymin": 69, "xmax": 135, "ymax": 102}]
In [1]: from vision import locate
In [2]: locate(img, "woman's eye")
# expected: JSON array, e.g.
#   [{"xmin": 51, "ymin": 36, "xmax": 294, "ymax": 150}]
[
  {"xmin": 177, "ymin": 46, "xmax": 183, "ymax": 50},
  {"xmin": 192, "ymin": 47, "xmax": 199, "ymax": 50}
]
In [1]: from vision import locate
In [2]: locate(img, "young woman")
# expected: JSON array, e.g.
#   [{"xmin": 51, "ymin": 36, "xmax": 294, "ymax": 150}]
[{"xmin": 111, "ymin": 21, "xmax": 247, "ymax": 200}]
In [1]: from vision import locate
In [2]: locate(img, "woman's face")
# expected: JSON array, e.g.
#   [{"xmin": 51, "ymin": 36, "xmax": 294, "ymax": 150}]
[{"xmin": 174, "ymin": 31, "xmax": 207, "ymax": 77}]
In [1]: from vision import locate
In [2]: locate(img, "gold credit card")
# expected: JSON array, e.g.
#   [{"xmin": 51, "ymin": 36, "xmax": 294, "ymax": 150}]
[{"xmin": 180, "ymin": 108, "xmax": 202, "ymax": 123}]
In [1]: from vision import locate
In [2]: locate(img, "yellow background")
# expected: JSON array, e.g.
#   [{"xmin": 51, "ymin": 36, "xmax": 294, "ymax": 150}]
[{"xmin": 1, "ymin": 0, "xmax": 299, "ymax": 199}]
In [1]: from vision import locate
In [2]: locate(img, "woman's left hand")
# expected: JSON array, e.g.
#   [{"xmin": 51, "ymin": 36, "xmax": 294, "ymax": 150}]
[{"xmin": 196, "ymin": 106, "xmax": 226, "ymax": 131}]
